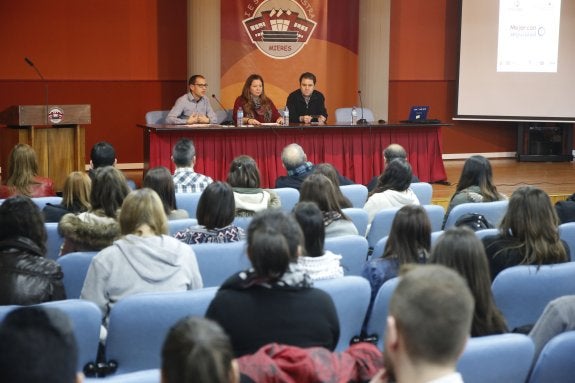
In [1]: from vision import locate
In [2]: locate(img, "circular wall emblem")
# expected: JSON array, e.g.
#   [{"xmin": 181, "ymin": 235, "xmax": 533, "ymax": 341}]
[
  {"xmin": 48, "ymin": 107, "xmax": 64, "ymax": 124},
  {"xmin": 243, "ymin": 0, "xmax": 317, "ymax": 59}
]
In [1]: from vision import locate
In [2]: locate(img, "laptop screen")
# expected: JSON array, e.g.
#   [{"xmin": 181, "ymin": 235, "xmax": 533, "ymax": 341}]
[{"xmin": 408, "ymin": 106, "xmax": 429, "ymax": 121}]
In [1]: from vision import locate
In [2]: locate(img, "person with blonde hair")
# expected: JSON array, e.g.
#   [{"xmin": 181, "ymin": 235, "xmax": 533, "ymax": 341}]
[
  {"xmin": 80, "ymin": 188, "xmax": 203, "ymax": 324},
  {"xmin": 43, "ymin": 171, "xmax": 91, "ymax": 223},
  {"xmin": 0, "ymin": 144, "xmax": 55, "ymax": 198}
]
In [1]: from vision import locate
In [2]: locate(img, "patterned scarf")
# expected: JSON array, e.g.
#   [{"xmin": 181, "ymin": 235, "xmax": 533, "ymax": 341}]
[
  {"xmin": 322, "ymin": 210, "xmax": 343, "ymax": 227},
  {"xmin": 287, "ymin": 162, "xmax": 314, "ymax": 177},
  {"xmin": 251, "ymin": 95, "xmax": 272, "ymax": 122},
  {"xmin": 230, "ymin": 263, "xmax": 313, "ymax": 290}
]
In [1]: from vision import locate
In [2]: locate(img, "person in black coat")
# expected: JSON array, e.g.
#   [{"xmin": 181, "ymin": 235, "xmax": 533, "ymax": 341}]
[
  {"xmin": 206, "ymin": 209, "xmax": 340, "ymax": 357},
  {"xmin": 0, "ymin": 196, "xmax": 66, "ymax": 304},
  {"xmin": 285, "ymin": 72, "xmax": 328, "ymax": 124}
]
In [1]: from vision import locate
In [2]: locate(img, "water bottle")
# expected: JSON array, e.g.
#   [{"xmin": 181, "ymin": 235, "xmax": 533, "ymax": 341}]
[
  {"xmin": 351, "ymin": 106, "xmax": 358, "ymax": 125},
  {"xmin": 283, "ymin": 106, "xmax": 289, "ymax": 125},
  {"xmin": 237, "ymin": 106, "xmax": 244, "ymax": 127}
]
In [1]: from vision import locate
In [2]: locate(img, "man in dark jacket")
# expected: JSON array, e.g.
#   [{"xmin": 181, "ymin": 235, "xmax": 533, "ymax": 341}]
[{"xmin": 275, "ymin": 143, "xmax": 353, "ymax": 190}]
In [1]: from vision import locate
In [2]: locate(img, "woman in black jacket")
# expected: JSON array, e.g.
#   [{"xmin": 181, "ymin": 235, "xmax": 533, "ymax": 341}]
[{"xmin": 0, "ymin": 196, "xmax": 65, "ymax": 304}]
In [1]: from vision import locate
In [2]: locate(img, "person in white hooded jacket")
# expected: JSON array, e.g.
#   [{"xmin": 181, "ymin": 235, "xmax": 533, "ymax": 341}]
[
  {"xmin": 363, "ymin": 158, "xmax": 420, "ymax": 226},
  {"xmin": 80, "ymin": 188, "xmax": 203, "ymax": 325}
]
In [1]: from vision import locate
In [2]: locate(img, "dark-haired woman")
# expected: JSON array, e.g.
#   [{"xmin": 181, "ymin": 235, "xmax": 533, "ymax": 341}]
[
  {"xmin": 431, "ymin": 227, "xmax": 507, "ymax": 337},
  {"xmin": 293, "ymin": 202, "xmax": 343, "ymax": 280},
  {"xmin": 0, "ymin": 196, "xmax": 65, "ymax": 304},
  {"xmin": 206, "ymin": 209, "xmax": 340, "ymax": 357},
  {"xmin": 443, "ymin": 155, "xmax": 505, "ymax": 228},
  {"xmin": 363, "ymin": 158, "xmax": 419, "ymax": 226},
  {"xmin": 299, "ymin": 174, "xmax": 358, "ymax": 238},
  {"xmin": 361, "ymin": 205, "xmax": 430, "ymax": 329},
  {"xmin": 232, "ymin": 74, "xmax": 283, "ymax": 125},
  {"xmin": 482, "ymin": 186, "xmax": 569, "ymax": 280},
  {"xmin": 174, "ymin": 181, "xmax": 244, "ymax": 244},
  {"xmin": 226, "ymin": 155, "xmax": 280, "ymax": 217},
  {"xmin": 143, "ymin": 166, "xmax": 188, "ymax": 220}
]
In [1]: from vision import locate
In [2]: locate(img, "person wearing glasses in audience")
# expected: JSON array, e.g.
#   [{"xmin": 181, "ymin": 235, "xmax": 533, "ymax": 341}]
[
  {"xmin": 166, "ymin": 74, "xmax": 217, "ymax": 124},
  {"xmin": 286, "ymin": 72, "xmax": 328, "ymax": 124}
]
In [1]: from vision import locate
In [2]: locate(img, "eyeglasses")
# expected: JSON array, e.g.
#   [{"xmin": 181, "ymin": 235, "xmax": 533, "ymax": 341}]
[{"xmin": 193, "ymin": 83, "xmax": 208, "ymax": 88}]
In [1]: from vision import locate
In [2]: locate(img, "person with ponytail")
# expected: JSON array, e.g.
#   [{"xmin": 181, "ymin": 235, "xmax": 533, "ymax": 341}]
[{"xmin": 206, "ymin": 209, "xmax": 340, "ymax": 357}]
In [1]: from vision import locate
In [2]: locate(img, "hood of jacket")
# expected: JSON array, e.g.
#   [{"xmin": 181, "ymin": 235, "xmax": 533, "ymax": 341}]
[
  {"xmin": 111, "ymin": 234, "xmax": 191, "ymax": 283},
  {"xmin": 58, "ymin": 212, "xmax": 120, "ymax": 250}
]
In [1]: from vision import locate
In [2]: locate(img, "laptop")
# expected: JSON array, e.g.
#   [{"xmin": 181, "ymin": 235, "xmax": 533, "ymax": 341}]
[{"xmin": 403, "ymin": 105, "xmax": 429, "ymax": 122}]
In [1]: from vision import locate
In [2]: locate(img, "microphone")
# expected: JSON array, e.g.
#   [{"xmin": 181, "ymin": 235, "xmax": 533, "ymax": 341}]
[
  {"xmin": 211, "ymin": 94, "xmax": 234, "ymax": 125},
  {"xmin": 24, "ymin": 57, "xmax": 49, "ymax": 125},
  {"xmin": 357, "ymin": 90, "xmax": 368, "ymax": 124}
]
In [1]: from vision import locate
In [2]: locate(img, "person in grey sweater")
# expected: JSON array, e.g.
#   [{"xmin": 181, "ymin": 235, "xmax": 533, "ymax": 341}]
[
  {"xmin": 529, "ymin": 295, "xmax": 575, "ymax": 361},
  {"xmin": 80, "ymin": 188, "xmax": 203, "ymax": 325}
]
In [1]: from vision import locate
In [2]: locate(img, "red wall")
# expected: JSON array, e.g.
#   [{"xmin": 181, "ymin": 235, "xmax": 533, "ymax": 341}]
[{"xmin": 0, "ymin": 0, "xmax": 522, "ymax": 167}]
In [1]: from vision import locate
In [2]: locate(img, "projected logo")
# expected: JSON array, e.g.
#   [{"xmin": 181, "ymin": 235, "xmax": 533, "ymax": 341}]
[{"xmin": 242, "ymin": 0, "xmax": 317, "ymax": 59}]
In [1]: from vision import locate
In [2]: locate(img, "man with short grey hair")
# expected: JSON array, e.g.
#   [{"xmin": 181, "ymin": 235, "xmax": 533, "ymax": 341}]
[
  {"xmin": 275, "ymin": 143, "xmax": 352, "ymax": 190},
  {"xmin": 367, "ymin": 143, "xmax": 419, "ymax": 191},
  {"xmin": 171, "ymin": 138, "xmax": 213, "ymax": 193}
]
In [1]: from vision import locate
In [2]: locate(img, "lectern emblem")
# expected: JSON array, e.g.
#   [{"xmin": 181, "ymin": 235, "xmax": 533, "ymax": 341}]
[
  {"xmin": 48, "ymin": 107, "xmax": 64, "ymax": 124},
  {"xmin": 242, "ymin": 0, "xmax": 317, "ymax": 59}
]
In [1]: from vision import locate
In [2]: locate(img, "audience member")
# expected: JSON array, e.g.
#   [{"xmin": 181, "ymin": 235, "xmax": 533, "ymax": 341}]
[
  {"xmin": 293, "ymin": 202, "xmax": 343, "ymax": 280},
  {"xmin": 174, "ymin": 181, "xmax": 244, "ymax": 244},
  {"xmin": 43, "ymin": 171, "xmax": 91, "ymax": 223},
  {"xmin": 162, "ymin": 316, "xmax": 238, "ymax": 383},
  {"xmin": 171, "ymin": 138, "xmax": 213, "ymax": 193},
  {"xmin": 430, "ymin": 227, "xmax": 508, "ymax": 337},
  {"xmin": 143, "ymin": 166, "xmax": 188, "ymax": 220},
  {"xmin": 166, "ymin": 74, "xmax": 217, "ymax": 124},
  {"xmin": 482, "ymin": 186, "xmax": 569, "ymax": 280},
  {"xmin": 0, "ymin": 306, "xmax": 82, "ymax": 383},
  {"xmin": 58, "ymin": 166, "xmax": 130, "ymax": 255},
  {"xmin": 299, "ymin": 173, "xmax": 358, "ymax": 238},
  {"xmin": 87, "ymin": 141, "xmax": 116, "ymax": 181},
  {"xmin": 363, "ymin": 158, "xmax": 420, "ymax": 225},
  {"xmin": 80, "ymin": 188, "xmax": 203, "ymax": 325},
  {"xmin": 0, "ymin": 196, "xmax": 65, "ymax": 304},
  {"xmin": 555, "ymin": 193, "xmax": 575, "ymax": 224},
  {"xmin": 313, "ymin": 162, "xmax": 353, "ymax": 208},
  {"xmin": 0, "ymin": 143, "xmax": 55, "ymax": 198},
  {"xmin": 226, "ymin": 155, "xmax": 280, "ymax": 216},
  {"xmin": 285, "ymin": 72, "xmax": 327, "ymax": 124},
  {"xmin": 370, "ymin": 265, "xmax": 474, "ymax": 383},
  {"xmin": 206, "ymin": 209, "xmax": 340, "ymax": 357},
  {"xmin": 362, "ymin": 205, "xmax": 430, "ymax": 331},
  {"xmin": 275, "ymin": 143, "xmax": 353, "ymax": 189},
  {"xmin": 367, "ymin": 144, "xmax": 419, "ymax": 192},
  {"xmin": 443, "ymin": 155, "xmax": 505, "ymax": 228},
  {"xmin": 529, "ymin": 295, "xmax": 575, "ymax": 362},
  {"xmin": 233, "ymin": 74, "xmax": 283, "ymax": 125},
  {"xmin": 162, "ymin": 315, "xmax": 383, "ymax": 383}
]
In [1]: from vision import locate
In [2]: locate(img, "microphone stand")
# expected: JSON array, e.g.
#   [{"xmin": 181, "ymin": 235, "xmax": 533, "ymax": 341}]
[
  {"xmin": 25, "ymin": 57, "xmax": 49, "ymax": 125},
  {"xmin": 211, "ymin": 94, "xmax": 234, "ymax": 125},
  {"xmin": 357, "ymin": 90, "xmax": 368, "ymax": 124}
]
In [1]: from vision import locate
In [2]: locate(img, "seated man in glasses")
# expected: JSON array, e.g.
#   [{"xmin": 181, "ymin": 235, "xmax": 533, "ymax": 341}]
[{"xmin": 166, "ymin": 74, "xmax": 217, "ymax": 124}]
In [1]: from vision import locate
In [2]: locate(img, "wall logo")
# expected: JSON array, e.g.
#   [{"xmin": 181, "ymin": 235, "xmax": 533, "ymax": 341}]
[
  {"xmin": 243, "ymin": 0, "xmax": 317, "ymax": 59},
  {"xmin": 48, "ymin": 107, "xmax": 64, "ymax": 124}
]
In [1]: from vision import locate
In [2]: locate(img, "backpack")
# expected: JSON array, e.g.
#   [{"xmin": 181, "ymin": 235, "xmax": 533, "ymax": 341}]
[{"xmin": 454, "ymin": 213, "xmax": 493, "ymax": 232}]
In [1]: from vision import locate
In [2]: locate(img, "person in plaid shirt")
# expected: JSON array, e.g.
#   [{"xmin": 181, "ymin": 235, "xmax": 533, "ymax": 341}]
[{"xmin": 171, "ymin": 138, "xmax": 213, "ymax": 193}]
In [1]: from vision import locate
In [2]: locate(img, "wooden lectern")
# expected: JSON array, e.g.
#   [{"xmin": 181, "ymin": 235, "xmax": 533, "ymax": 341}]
[{"xmin": 0, "ymin": 105, "xmax": 91, "ymax": 192}]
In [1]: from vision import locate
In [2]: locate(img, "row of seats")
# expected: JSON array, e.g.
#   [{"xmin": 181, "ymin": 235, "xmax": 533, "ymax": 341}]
[{"xmin": 4, "ymin": 267, "xmax": 573, "ymax": 382}]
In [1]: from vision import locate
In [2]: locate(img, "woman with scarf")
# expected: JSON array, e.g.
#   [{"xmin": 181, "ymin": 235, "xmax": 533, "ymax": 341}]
[{"xmin": 232, "ymin": 74, "xmax": 284, "ymax": 126}]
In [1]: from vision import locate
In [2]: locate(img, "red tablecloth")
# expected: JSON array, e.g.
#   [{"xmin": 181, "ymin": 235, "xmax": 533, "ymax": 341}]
[{"xmin": 141, "ymin": 123, "xmax": 447, "ymax": 188}]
